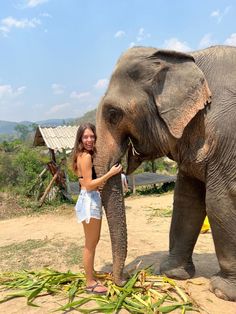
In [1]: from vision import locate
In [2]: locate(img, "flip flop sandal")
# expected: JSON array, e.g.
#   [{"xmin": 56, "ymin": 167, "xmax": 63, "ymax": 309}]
[{"xmin": 85, "ymin": 281, "xmax": 107, "ymax": 295}]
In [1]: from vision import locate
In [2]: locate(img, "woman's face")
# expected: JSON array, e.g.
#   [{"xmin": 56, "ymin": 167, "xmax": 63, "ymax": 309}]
[{"xmin": 81, "ymin": 128, "xmax": 95, "ymax": 151}]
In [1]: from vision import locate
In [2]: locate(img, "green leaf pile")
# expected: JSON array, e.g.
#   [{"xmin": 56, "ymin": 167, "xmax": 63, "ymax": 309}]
[{"xmin": 0, "ymin": 268, "xmax": 199, "ymax": 313}]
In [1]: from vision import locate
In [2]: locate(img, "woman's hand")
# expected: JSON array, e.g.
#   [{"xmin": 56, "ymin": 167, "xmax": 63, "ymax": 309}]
[
  {"xmin": 108, "ymin": 163, "xmax": 122, "ymax": 177},
  {"xmin": 98, "ymin": 163, "xmax": 123, "ymax": 191}
]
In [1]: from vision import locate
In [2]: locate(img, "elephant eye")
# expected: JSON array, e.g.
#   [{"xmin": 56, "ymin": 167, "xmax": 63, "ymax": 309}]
[
  {"xmin": 103, "ymin": 106, "xmax": 123, "ymax": 125},
  {"xmin": 128, "ymin": 63, "xmax": 141, "ymax": 81},
  {"xmin": 128, "ymin": 68, "xmax": 140, "ymax": 81}
]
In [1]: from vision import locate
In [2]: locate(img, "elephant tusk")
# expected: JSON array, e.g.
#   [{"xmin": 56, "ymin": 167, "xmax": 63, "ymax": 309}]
[{"xmin": 128, "ymin": 137, "xmax": 141, "ymax": 156}]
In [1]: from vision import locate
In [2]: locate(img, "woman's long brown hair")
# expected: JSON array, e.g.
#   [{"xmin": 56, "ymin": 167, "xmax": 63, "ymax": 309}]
[{"xmin": 72, "ymin": 123, "xmax": 97, "ymax": 174}]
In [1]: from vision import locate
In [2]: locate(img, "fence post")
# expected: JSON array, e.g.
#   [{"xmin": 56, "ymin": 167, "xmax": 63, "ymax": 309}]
[{"xmin": 131, "ymin": 174, "xmax": 136, "ymax": 194}]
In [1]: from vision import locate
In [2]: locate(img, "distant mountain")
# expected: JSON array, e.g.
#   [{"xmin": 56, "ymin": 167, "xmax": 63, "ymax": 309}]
[
  {"xmin": 74, "ymin": 109, "xmax": 97, "ymax": 125},
  {"xmin": 0, "ymin": 118, "xmax": 75, "ymax": 135},
  {"xmin": 36, "ymin": 118, "xmax": 75, "ymax": 127},
  {"xmin": 0, "ymin": 120, "xmax": 19, "ymax": 134},
  {"xmin": 0, "ymin": 108, "xmax": 98, "ymax": 138}
]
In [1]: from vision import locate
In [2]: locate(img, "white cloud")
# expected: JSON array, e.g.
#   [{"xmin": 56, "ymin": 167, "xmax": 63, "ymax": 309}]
[
  {"xmin": 0, "ymin": 84, "xmax": 26, "ymax": 98},
  {"xmin": 198, "ymin": 33, "xmax": 216, "ymax": 49},
  {"xmin": 40, "ymin": 12, "xmax": 52, "ymax": 18},
  {"xmin": 32, "ymin": 103, "xmax": 44, "ymax": 110},
  {"xmin": 0, "ymin": 26, "xmax": 9, "ymax": 37},
  {"xmin": 94, "ymin": 78, "xmax": 108, "ymax": 89},
  {"xmin": 114, "ymin": 30, "xmax": 125, "ymax": 38},
  {"xmin": 26, "ymin": 0, "xmax": 49, "ymax": 8},
  {"xmin": 211, "ymin": 10, "xmax": 220, "ymax": 17},
  {"xmin": 163, "ymin": 38, "xmax": 191, "ymax": 52},
  {"xmin": 2, "ymin": 16, "xmax": 40, "ymax": 28},
  {"xmin": 51, "ymin": 83, "xmax": 65, "ymax": 95},
  {"xmin": 0, "ymin": 16, "xmax": 41, "ymax": 36},
  {"xmin": 128, "ymin": 27, "xmax": 151, "ymax": 47},
  {"xmin": 46, "ymin": 102, "xmax": 71, "ymax": 115},
  {"xmin": 224, "ymin": 33, "xmax": 236, "ymax": 46},
  {"xmin": 70, "ymin": 91, "xmax": 90, "ymax": 99},
  {"xmin": 210, "ymin": 6, "xmax": 231, "ymax": 23},
  {"xmin": 0, "ymin": 85, "xmax": 13, "ymax": 97},
  {"xmin": 0, "ymin": 85, "xmax": 26, "ymax": 121},
  {"xmin": 16, "ymin": 86, "xmax": 26, "ymax": 95},
  {"xmin": 136, "ymin": 27, "xmax": 151, "ymax": 42}
]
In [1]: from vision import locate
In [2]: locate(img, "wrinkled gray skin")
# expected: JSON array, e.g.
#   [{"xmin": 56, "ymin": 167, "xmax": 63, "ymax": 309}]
[{"xmin": 94, "ymin": 45, "xmax": 236, "ymax": 301}]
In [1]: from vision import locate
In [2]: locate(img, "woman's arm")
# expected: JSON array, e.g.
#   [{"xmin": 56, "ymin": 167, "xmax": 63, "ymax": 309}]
[{"xmin": 78, "ymin": 153, "xmax": 122, "ymax": 191}]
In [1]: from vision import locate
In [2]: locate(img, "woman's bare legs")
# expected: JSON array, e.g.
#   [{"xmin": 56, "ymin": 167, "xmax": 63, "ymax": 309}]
[{"xmin": 82, "ymin": 218, "xmax": 107, "ymax": 292}]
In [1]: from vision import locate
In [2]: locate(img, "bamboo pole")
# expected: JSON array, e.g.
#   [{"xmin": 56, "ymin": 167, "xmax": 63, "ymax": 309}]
[
  {"xmin": 39, "ymin": 172, "xmax": 59, "ymax": 207},
  {"xmin": 39, "ymin": 167, "xmax": 48, "ymax": 178},
  {"xmin": 27, "ymin": 167, "xmax": 48, "ymax": 196}
]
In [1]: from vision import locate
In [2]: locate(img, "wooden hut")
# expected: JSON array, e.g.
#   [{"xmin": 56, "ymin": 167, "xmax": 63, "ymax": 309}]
[{"xmin": 33, "ymin": 125, "xmax": 79, "ymax": 205}]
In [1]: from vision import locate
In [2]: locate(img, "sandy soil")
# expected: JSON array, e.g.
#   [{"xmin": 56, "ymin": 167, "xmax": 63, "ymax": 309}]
[{"xmin": 0, "ymin": 193, "xmax": 235, "ymax": 313}]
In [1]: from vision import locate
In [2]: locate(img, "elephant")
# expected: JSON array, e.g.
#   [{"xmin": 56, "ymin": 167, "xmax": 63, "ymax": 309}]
[{"xmin": 93, "ymin": 45, "xmax": 236, "ymax": 301}]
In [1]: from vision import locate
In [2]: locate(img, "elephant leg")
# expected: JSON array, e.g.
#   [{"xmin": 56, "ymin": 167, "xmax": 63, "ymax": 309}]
[
  {"xmin": 160, "ymin": 171, "xmax": 206, "ymax": 279},
  {"xmin": 206, "ymin": 176, "xmax": 236, "ymax": 301}
]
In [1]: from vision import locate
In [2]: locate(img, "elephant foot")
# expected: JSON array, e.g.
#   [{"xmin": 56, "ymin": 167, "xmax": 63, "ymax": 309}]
[
  {"xmin": 114, "ymin": 277, "xmax": 126, "ymax": 287},
  {"xmin": 113, "ymin": 271, "xmax": 129, "ymax": 287},
  {"xmin": 210, "ymin": 274, "xmax": 236, "ymax": 301},
  {"xmin": 160, "ymin": 257, "xmax": 195, "ymax": 280}
]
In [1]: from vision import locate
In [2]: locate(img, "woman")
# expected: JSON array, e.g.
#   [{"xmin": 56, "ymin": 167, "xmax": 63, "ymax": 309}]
[{"xmin": 72, "ymin": 123, "xmax": 122, "ymax": 294}]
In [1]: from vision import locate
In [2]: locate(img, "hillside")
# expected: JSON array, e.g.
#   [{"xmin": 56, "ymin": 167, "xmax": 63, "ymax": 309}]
[
  {"xmin": 74, "ymin": 109, "xmax": 97, "ymax": 125},
  {"xmin": 0, "ymin": 120, "xmax": 19, "ymax": 134},
  {"xmin": 0, "ymin": 109, "xmax": 97, "ymax": 142},
  {"xmin": 0, "ymin": 108, "xmax": 98, "ymax": 137},
  {"xmin": 0, "ymin": 118, "xmax": 74, "ymax": 136}
]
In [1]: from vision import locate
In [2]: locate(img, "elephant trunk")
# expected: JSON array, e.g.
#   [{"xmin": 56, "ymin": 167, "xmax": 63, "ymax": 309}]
[
  {"xmin": 101, "ymin": 174, "xmax": 127, "ymax": 285},
  {"xmin": 94, "ymin": 113, "xmax": 127, "ymax": 284},
  {"xmin": 94, "ymin": 122, "xmax": 127, "ymax": 285}
]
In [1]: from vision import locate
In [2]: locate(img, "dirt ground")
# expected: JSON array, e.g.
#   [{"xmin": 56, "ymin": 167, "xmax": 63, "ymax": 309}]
[{"xmin": 0, "ymin": 192, "xmax": 236, "ymax": 314}]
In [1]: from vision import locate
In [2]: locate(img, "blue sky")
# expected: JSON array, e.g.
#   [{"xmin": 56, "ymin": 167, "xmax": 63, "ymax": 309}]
[{"xmin": 0, "ymin": 0, "xmax": 235, "ymax": 122}]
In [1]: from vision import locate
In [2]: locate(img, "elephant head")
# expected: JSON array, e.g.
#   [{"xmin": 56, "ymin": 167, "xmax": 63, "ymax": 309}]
[{"xmin": 94, "ymin": 47, "xmax": 211, "ymax": 285}]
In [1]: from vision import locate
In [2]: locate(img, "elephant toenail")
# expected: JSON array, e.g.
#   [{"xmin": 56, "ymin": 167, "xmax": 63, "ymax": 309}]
[{"xmin": 214, "ymin": 288, "xmax": 229, "ymax": 301}]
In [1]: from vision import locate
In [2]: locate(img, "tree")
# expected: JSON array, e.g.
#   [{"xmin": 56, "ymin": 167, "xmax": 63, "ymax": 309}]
[
  {"xmin": 15, "ymin": 124, "xmax": 30, "ymax": 141},
  {"xmin": 30, "ymin": 123, "xmax": 38, "ymax": 132},
  {"xmin": 12, "ymin": 146, "xmax": 46, "ymax": 192}
]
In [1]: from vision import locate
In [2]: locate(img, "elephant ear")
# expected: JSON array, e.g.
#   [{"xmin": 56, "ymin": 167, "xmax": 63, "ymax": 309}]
[{"xmin": 150, "ymin": 50, "xmax": 211, "ymax": 139}]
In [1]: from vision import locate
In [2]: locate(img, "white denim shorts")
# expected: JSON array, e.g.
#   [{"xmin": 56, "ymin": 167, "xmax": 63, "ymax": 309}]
[{"xmin": 75, "ymin": 189, "xmax": 102, "ymax": 224}]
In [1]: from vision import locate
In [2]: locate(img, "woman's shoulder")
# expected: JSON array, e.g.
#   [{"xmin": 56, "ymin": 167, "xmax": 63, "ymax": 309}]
[{"xmin": 77, "ymin": 152, "xmax": 92, "ymax": 162}]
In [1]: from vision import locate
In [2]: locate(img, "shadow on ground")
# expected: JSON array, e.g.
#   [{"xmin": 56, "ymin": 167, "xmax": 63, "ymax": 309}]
[{"xmin": 101, "ymin": 251, "xmax": 219, "ymax": 279}]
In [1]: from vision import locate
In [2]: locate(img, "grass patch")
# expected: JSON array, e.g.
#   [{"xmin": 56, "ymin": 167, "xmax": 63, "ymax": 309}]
[
  {"xmin": 0, "ymin": 238, "xmax": 83, "ymax": 272},
  {"xmin": 51, "ymin": 240, "xmax": 83, "ymax": 267},
  {"xmin": 148, "ymin": 206, "xmax": 173, "ymax": 219},
  {"xmin": 0, "ymin": 191, "xmax": 75, "ymax": 220},
  {"xmin": 0, "ymin": 238, "xmax": 49, "ymax": 255}
]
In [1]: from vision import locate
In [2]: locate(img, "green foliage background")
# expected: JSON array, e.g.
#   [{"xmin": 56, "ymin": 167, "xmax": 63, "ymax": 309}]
[{"xmin": 0, "ymin": 141, "xmax": 50, "ymax": 194}]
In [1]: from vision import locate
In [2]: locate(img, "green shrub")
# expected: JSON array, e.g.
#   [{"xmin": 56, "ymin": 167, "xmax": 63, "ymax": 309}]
[
  {"xmin": 136, "ymin": 182, "xmax": 175, "ymax": 195},
  {"xmin": 0, "ymin": 144, "xmax": 49, "ymax": 196},
  {"xmin": 0, "ymin": 152, "xmax": 16, "ymax": 189},
  {"xmin": 0, "ymin": 139, "xmax": 22, "ymax": 152},
  {"xmin": 12, "ymin": 147, "xmax": 46, "ymax": 193},
  {"xmin": 143, "ymin": 158, "xmax": 177, "ymax": 174}
]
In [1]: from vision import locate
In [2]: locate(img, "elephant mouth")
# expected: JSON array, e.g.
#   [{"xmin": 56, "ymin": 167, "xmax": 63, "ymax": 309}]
[
  {"xmin": 128, "ymin": 137, "xmax": 141, "ymax": 156},
  {"xmin": 125, "ymin": 137, "xmax": 143, "ymax": 175},
  {"xmin": 112, "ymin": 136, "xmax": 145, "ymax": 175}
]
